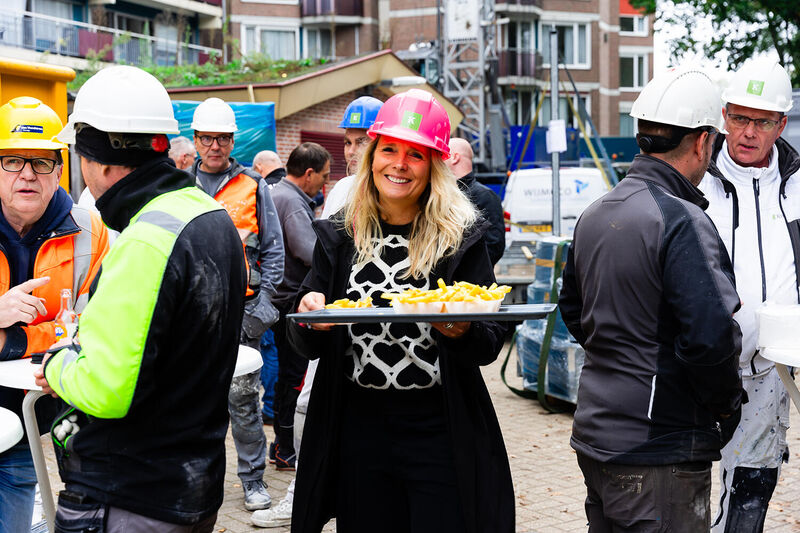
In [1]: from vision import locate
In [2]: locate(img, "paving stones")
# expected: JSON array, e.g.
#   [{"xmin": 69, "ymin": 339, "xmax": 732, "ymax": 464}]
[{"xmin": 40, "ymin": 338, "xmax": 800, "ymax": 531}]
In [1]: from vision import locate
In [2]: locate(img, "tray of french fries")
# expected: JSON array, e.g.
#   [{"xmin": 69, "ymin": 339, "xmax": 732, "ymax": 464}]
[{"xmin": 288, "ymin": 280, "xmax": 556, "ymax": 324}]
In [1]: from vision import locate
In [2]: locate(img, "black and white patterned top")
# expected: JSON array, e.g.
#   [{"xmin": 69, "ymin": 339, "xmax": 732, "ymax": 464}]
[{"xmin": 343, "ymin": 221, "xmax": 441, "ymax": 390}]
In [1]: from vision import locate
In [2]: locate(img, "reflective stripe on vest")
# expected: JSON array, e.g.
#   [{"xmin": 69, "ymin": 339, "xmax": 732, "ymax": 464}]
[
  {"xmin": 71, "ymin": 207, "xmax": 96, "ymax": 313},
  {"xmin": 214, "ymin": 174, "xmax": 260, "ymax": 297},
  {"xmin": 137, "ymin": 210, "xmax": 186, "ymax": 235}
]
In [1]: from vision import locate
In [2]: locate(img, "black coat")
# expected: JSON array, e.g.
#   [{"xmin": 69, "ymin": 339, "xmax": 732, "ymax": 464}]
[
  {"xmin": 288, "ymin": 218, "xmax": 514, "ymax": 533},
  {"xmin": 458, "ymin": 172, "xmax": 506, "ymax": 265},
  {"xmin": 560, "ymin": 154, "xmax": 743, "ymax": 465}
]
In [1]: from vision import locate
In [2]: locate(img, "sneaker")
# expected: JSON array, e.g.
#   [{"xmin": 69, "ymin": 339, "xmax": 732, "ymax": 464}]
[
  {"xmin": 274, "ymin": 444, "xmax": 296, "ymax": 471},
  {"xmin": 251, "ymin": 497, "xmax": 292, "ymax": 528},
  {"xmin": 243, "ymin": 479, "xmax": 272, "ymax": 511},
  {"xmin": 268, "ymin": 441, "xmax": 277, "ymax": 464}
]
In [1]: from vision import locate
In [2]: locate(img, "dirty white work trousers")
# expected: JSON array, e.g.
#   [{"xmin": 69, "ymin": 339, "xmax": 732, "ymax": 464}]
[{"xmin": 712, "ymin": 365, "xmax": 790, "ymax": 533}]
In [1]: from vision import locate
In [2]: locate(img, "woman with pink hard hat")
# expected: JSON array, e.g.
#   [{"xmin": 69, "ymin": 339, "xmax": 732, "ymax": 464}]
[{"xmin": 287, "ymin": 89, "xmax": 514, "ymax": 533}]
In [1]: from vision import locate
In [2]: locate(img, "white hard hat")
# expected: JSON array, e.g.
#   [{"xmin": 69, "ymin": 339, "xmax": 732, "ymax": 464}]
[
  {"xmin": 630, "ymin": 67, "xmax": 727, "ymax": 134},
  {"xmin": 722, "ymin": 57, "xmax": 793, "ymax": 113},
  {"xmin": 191, "ymin": 97, "xmax": 238, "ymax": 133},
  {"xmin": 58, "ymin": 65, "xmax": 179, "ymax": 143}
]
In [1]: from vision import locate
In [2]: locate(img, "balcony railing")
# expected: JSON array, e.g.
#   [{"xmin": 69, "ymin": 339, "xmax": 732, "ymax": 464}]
[
  {"xmin": 301, "ymin": 0, "xmax": 363, "ymax": 18},
  {"xmin": 496, "ymin": 0, "xmax": 541, "ymax": 7},
  {"xmin": 0, "ymin": 8, "xmax": 221, "ymax": 67},
  {"xmin": 498, "ymin": 49, "xmax": 538, "ymax": 78}
]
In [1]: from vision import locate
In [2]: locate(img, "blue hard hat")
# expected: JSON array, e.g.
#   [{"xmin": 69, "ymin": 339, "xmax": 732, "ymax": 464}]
[{"xmin": 339, "ymin": 96, "xmax": 383, "ymax": 129}]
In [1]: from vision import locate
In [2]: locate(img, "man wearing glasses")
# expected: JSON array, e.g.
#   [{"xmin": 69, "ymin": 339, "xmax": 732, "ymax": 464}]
[
  {"xmin": 699, "ymin": 58, "xmax": 800, "ymax": 532},
  {"xmin": 189, "ymin": 97, "xmax": 284, "ymax": 512},
  {"xmin": 0, "ymin": 96, "xmax": 109, "ymax": 531}
]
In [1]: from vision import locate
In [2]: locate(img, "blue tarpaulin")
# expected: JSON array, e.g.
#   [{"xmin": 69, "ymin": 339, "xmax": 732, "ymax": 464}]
[
  {"xmin": 507, "ymin": 126, "xmax": 580, "ymax": 170},
  {"xmin": 171, "ymin": 101, "xmax": 276, "ymax": 167}
]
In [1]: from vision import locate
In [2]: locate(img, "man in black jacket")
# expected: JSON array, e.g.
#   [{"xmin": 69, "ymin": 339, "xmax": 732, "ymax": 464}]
[
  {"xmin": 253, "ymin": 150, "xmax": 286, "ymax": 187},
  {"xmin": 36, "ymin": 65, "xmax": 246, "ymax": 530},
  {"xmin": 446, "ymin": 138, "xmax": 505, "ymax": 265},
  {"xmin": 559, "ymin": 68, "xmax": 745, "ymax": 531}
]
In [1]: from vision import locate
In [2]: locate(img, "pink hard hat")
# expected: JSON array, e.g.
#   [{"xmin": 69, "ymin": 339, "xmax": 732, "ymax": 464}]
[{"xmin": 367, "ymin": 89, "xmax": 451, "ymax": 159}]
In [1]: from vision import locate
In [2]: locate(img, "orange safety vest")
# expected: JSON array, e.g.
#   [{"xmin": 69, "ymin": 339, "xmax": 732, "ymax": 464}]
[
  {"xmin": 0, "ymin": 206, "xmax": 110, "ymax": 356},
  {"xmin": 213, "ymin": 173, "xmax": 260, "ymax": 298}
]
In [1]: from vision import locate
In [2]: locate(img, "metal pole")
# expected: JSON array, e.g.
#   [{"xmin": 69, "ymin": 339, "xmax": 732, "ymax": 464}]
[
  {"xmin": 22, "ymin": 392, "xmax": 55, "ymax": 532},
  {"xmin": 549, "ymin": 29, "xmax": 560, "ymax": 236}
]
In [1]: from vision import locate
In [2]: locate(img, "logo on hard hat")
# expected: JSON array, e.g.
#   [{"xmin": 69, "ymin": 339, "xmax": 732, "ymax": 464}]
[
  {"xmin": 11, "ymin": 124, "xmax": 44, "ymax": 134},
  {"xmin": 402, "ymin": 111, "xmax": 423, "ymax": 131},
  {"xmin": 746, "ymin": 80, "xmax": 765, "ymax": 96},
  {"xmin": 349, "ymin": 112, "xmax": 361, "ymax": 124}
]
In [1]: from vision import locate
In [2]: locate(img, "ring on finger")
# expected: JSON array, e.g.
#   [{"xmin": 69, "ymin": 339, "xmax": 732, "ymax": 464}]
[{"xmin": 444, "ymin": 322, "xmax": 454, "ymax": 329}]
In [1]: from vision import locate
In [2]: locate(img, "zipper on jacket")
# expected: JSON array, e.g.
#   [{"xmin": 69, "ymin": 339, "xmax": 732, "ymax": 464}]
[
  {"xmin": 752, "ymin": 178, "xmax": 767, "ymax": 301},
  {"xmin": 752, "ymin": 177, "xmax": 767, "ymax": 375}
]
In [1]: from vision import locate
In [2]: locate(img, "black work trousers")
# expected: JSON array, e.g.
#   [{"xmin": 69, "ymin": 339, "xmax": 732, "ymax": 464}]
[
  {"xmin": 577, "ymin": 453, "xmax": 712, "ymax": 533},
  {"xmin": 272, "ymin": 305, "xmax": 308, "ymax": 457},
  {"xmin": 335, "ymin": 382, "xmax": 465, "ymax": 533}
]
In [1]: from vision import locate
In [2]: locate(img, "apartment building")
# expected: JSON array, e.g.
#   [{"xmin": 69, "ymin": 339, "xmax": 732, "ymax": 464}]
[
  {"xmin": 388, "ymin": 0, "xmax": 653, "ymax": 136},
  {"xmin": 229, "ymin": 0, "xmax": 379, "ymax": 60},
  {"xmin": 0, "ymin": 0, "xmax": 222, "ymax": 70}
]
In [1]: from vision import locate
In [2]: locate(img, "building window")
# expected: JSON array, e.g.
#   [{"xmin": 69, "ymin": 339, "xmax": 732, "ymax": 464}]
[
  {"xmin": 619, "ymin": 113, "xmax": 635, "ymax": 136},
  {"xmin": 261, "ymin": 29, "xmax": 296, "ymax": 59},
  {"xmin": 540, "ymin": 94, "xmax": 589, "ymax": 129},
  {"xmin": 243, "ymin": 26, "xmax": 297, "ymax": 59},
  {"xmin": 620, "ymin": 55, "xmax": 646, "ymax": 89},
  {"xmin": 304, "ymin": 28, "xmax": 332, "ymax": 59},
  {"xmin": 540, "ymin": 22, "xmax": 589, "ymax": 68},
  {"xmin": 504, "ymin": 20, "xmax": 534, "ymax": 51},
  {"xmin": 620, "ymin": 15, "xmax": 647, "ymax": 36}
]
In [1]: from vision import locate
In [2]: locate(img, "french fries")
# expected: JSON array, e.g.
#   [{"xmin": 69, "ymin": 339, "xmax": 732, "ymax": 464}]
[
  {"xmin": 325, "ymin": 297, "xmax": 374, "ymax": 309},
  {"xmin": 382, "ymin": 279, "xmax": 511, "ymax": 305}
]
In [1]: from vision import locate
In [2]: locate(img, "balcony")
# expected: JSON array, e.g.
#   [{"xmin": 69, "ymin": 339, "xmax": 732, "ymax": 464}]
[
  {"xmin": 0, "ymin": 8, "xmax": 221, "ymax": 68},
  {"xmin": 301, "ymin": 0, "xmax": 363, "ymax": 25},
  {"xmin": 495, "ymin": 0, "xmax": 541, "ymax": 12},
  {"xmin": 498, "ymin": 49, "xmax": 539, "ymax": 79}
]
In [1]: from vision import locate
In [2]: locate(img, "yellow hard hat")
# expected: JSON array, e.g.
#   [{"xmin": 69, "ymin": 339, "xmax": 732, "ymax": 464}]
[{"xmin": 0, "ymin": 96, "xmax": 67, "ymax": 151}]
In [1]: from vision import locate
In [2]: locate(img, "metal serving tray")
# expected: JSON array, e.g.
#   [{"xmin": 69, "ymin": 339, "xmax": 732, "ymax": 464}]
[{"xmin": 287, "ymin": 304, "xmax": 556, "ymax": 324}]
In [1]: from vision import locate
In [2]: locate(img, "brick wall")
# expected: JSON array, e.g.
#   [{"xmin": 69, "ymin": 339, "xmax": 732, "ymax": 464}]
[{"xmin": 275, "ymin": 92, "xmax": 357, "ymax": 163}]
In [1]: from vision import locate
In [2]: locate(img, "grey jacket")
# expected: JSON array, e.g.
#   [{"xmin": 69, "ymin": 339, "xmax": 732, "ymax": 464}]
[
  {"xmin": 191, "ymin": 158, "xmax": 284, "ymax": 338},
  {"xmin": 270, "ymin": 178, "xmax": 317, "ymax": 310},
  {"xmin": 559, "ymin": 154, "xmax": 744, "ymax": 465}
]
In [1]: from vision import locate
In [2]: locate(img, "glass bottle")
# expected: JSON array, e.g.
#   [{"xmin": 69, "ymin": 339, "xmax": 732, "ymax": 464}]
[{"xmin": 54, "ymin": 289, "xmax": 78, "ymax": 342}]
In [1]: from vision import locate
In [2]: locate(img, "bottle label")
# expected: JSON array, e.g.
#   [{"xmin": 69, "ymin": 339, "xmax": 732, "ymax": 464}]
[{"xmin": 55, "ymin": 323, "xmax": 78, "ymax": 341}]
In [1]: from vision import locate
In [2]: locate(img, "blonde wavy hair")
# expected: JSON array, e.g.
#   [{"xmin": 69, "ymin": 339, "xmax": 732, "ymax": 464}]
[{"xmin": 342, "ymin": 136, "xmax": 478, "ymax": 279}]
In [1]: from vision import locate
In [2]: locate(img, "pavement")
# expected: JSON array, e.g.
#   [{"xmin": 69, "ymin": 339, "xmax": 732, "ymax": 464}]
[{"xmin": 40, "ymin": 339, "xmax": 800, "ymax": 532}]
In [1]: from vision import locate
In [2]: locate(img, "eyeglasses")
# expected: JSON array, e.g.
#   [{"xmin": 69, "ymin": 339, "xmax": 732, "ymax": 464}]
[
  {"xmin": 196, "ymin": 134, "xmax": 233, "ymax": 147},
  {"xmin": 726, "ymin": 113, "xmax": 783, "ymax": 132},
  {"xmin": 0, "ymin": 156, "xmax": 57, "ymax": 174}
]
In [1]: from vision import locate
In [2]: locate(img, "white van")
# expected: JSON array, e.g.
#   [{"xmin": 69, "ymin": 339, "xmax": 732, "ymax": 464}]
[{"xmin": 503, "ymin": 167, "xmax": 611, "ymax": 242}]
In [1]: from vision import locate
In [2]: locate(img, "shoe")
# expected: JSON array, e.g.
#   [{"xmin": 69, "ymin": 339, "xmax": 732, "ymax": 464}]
[
  {"xmin": 251, "ymin": 497, "xmax": 292, "ymax": 528},
  {"xmin": 262, "ymin": 412, "xmax": 274, "ymax": 425},
  {"xmin": 268, "ymin": 441, "xmax": 277, "ymax": 464},
  {"xmin": 243, "ymin": 479, "xmax": 272, "ymax": 511},
  {"xmin": 274, "ymin": 444, "xmax": 296, "ymax": 471}
]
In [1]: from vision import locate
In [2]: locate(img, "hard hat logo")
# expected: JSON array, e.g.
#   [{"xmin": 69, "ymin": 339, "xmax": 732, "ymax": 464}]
[
  {"xmin": 746, "ymin": 80, "xmax": 765, "ymax": 96},
  {"xmin": 11, "ymin": 124, "xmax": 44, "ymax": 134},
  {"xmin": 349, "ymin": 112, "xmax": 362, "ymax": 124},
  {"xmin": 402, "ymin": 111, "xmax": 423, "ymax": 131}
]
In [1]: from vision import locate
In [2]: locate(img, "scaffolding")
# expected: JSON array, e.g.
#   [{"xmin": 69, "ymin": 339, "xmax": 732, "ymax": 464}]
[{"xmin": 441, "ymin": 0, "xmax": 504, "ymax": 170}]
